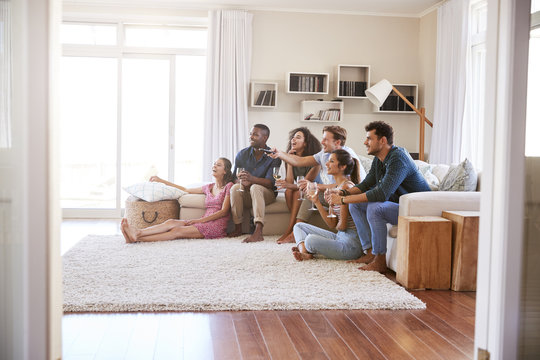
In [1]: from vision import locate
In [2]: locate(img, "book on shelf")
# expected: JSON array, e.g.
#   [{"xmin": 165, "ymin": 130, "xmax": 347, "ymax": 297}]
[
  {"xmin": 255, "ymin": 91, "xmax": 265, "ymax": 106},
  {"xmin": 262, "ymin": 90, "xmax": 272, "ymax": 106},
  {"xmin": 269, "ymin": 90, "xmax": 276, "ymax": 106}
]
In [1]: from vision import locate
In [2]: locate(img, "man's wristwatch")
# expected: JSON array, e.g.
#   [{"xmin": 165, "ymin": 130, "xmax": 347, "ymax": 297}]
[{"xmin": 341, "ymin": 196, "xmax": 345, "ymax": 205}]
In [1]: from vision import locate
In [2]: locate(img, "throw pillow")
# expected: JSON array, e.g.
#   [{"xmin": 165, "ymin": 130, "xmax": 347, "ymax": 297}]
[
  {"xmin": 414, "ymin": 160, "xmax": 440, "ymax": 191},
  {"xmin": 123, "ymin": 182, "xmax": 186, "ymax": 202},
  {"xmin": 358, "ymin": 155, "xmax": 373, "ymax": 175},
  {"xmin": 439, "ymin": 158, "xmax": 478, "ymax": 191}
]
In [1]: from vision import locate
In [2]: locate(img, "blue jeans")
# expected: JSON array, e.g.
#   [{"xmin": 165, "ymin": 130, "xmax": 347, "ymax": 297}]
[
  {"xmin": 348, "ymin": 202, "xmax": 399, "ymax": 255},
  {"xmin": 293, "ymin": 222, "xmax": 363, "ymax": 260}
]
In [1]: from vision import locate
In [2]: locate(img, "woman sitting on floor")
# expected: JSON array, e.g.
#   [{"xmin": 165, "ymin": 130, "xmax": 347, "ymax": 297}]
[
  {"xmin": 121, "ymin": 157, "xmax": 234, "ymax": 243},
  {"xmin": 292, "ymin": 149, "xmax": 362, "ymax": 261},
  {"xmin": 275, "ymin": 127, "xmax": 321, "ymax": 244}
]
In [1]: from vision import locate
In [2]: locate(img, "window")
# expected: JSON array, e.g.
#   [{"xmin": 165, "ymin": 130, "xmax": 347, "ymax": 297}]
[
  {"xmin": 60, "ymin": 21, "xmax": 207, "ymax": 216},
  {"xmin": 461, "ymin": 0, "xmax": 487, "ymax": 170}
]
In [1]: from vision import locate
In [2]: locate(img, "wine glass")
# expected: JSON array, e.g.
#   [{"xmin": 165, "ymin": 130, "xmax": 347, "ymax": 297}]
[
  {"xmin": 236, "ymin": 167, "xmax": 245, "ymax": 192},
  {"xmin": 325, "ymin": 189, "xmax": 337, "ymax": 218},
  {"xmin": 272, "ymin": 166, "xmax": 282, "ymax": 181},
  {"xmin": 306, "ymin": 182, "xmax": 318, "ymax": 211},
  {"xmin": 296, "ymin": 176, "xmax": 305, "ymax": 200}
]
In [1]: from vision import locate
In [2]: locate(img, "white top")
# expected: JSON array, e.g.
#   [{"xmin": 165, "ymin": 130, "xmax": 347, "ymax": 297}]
[{"xmin": 312, "ymin": 146, "xmax": 366, "ymax": 184}]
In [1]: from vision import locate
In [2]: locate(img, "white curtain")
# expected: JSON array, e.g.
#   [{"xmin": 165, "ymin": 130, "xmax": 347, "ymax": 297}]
[
  {"xmin": 0, "ymin": 0, "xmax": 11, "ymax": 149},
  {"xmin": 203, "ymin": 10, "xmax": 253, "ymax": 181},
  {"xmin": 430, "ymin": 0, "xmax": 470, "ymax": 164}
]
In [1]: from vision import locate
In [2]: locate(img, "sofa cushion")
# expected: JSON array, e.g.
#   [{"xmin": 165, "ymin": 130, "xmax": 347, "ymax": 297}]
[{"xmin": 439, "ymin": 158, "xmax": 478, "ymax": 191}]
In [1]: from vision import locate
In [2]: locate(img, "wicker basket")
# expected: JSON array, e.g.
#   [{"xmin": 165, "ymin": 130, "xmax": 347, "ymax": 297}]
[{"xmin": 125, "ymin": 196, "xmax": 180, "ymax": 229}]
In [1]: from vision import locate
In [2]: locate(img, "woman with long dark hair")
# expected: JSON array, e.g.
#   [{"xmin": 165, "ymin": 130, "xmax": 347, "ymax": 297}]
[
  {"xmin": 292, "ymin": 149, "xmax": 362, "ymax": 261},
  {"xmin": 121, "ymin": 157, "xmax": 234, "ymax": 242},
  {"xmin": 275, "ymin": 127, "xmax": 321, "ymax": 243}
]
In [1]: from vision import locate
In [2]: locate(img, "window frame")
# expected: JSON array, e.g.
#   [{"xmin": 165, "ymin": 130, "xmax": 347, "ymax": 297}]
[{"xmin": 61, "ymin": 17, "xmax": 207, "ymax": 218}]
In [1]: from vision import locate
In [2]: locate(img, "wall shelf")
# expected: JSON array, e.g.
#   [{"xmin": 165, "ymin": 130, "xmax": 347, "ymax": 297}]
[
  {"xmin": 301, "ymin": 100, "xmax": 343, "ymax": 122},
  {"xmin": 336, "ymin": 64, "xmax": 370, "ymax": 99},
  {"xmin": 251, "ymin": 82, "xmax": 278, "ymax": 108},
  {"xmin": 374, "ymin": 83, "xmax": 418, "ymax": 113},
  {"xmin": 287, "ymin": 72, "xmax": 329, "ymax": 94}
]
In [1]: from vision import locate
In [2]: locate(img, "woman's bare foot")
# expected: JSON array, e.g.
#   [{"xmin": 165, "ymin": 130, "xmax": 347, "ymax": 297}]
[
  {"xmin": 347, "ymin": 251, "xmax": 375, "ymax": 264},
  {"xmin": 291, "ymin": 246, "xmax": 299, "ymax": 252},
  {"xmin": 121, "ymin": 219, "xmax": 138, "ymax": 243},
  {"xmin": 358, "ymin": 255, "xmax": 388, "ymax": 273},
  {"xmin": 292, "ymin": 250, "xmax": 313, "ymax": 261}
]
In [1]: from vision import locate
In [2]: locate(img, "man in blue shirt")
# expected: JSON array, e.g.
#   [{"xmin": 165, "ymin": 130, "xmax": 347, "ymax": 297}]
[
  {"xmin": 229, "ymin": 124, "xmax": 281, "ymax": 243},
  {"xmin": 329, "ymin": 121, "xmax": 430, "ymax": 273}
]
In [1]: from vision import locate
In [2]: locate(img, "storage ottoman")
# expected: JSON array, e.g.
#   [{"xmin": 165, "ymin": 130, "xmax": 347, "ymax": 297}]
[{"xmin": 125, "ymin": 196, "xmax": 180, "ymax": 229}]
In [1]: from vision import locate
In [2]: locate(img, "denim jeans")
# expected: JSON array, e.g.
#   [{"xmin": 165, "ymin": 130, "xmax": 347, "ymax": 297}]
[
  {"xmin": 293, "ymin": 222, "xmax": 363, "ymax": 260},
  {"xmin": 348, "ymin": 202, "xmax": 399, "ymax": 255}
]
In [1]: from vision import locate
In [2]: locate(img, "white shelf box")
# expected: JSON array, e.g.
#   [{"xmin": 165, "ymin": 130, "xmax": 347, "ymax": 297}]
[
  {"xmin": 374, "ymin": 84, "xmax": 418, "ymax": 113},
  {"xmin": 251, "ymin": 82, "xmax": 278, "ymax": 108},
  {"xmin": 301, "ymin": 100, "xmax": 343, "ymax": 122},
  {"xmin": 336, "ymin": 64, "xmax": 370, "ymax": 99},
  {"xmin": 286, "ymin": 72, "xmax": 329, "ymax": 94}
]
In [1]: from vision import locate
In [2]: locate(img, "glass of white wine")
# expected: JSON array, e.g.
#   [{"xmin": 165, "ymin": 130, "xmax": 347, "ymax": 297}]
[
  {"xmin": 325, "ymin": 188, "xmax": 337, "ymax": 218},
  {"xmin": 272, "ymin": 166, "xmax": 282, "ymax": 181},
  {"xmin": 236, "ymin": 167, "xmax": 245, "ymax": 192},
  {"xmin": 306, "ymin": 182, "xmax": 318, "ymax": 211},
  {"xmin": 296, "ymin": 175, "xmax": 305, "ymax": 200}
]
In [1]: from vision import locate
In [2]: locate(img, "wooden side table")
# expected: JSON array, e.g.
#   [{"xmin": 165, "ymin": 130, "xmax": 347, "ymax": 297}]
[
  {"xmin": 396, "ymin": 216, "xmax": 452, "ymax": 290},
  {"xmin": 442, "ymin": 210, "xmax": 480, "ymax": 291}
]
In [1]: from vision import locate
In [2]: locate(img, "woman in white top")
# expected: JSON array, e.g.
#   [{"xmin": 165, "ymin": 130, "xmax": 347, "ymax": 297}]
[{"xmin": 292, "ymin": 149, "xmax": 363, "ymax": 261}]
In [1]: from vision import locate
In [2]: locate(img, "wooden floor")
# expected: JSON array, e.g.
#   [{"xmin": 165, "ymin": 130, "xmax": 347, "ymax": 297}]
[{"xmin": 62, "ymin": 219, "xmax": 476, "ymax": 360}]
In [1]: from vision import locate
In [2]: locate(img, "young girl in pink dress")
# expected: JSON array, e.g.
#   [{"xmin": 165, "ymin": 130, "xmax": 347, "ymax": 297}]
[{"xmin": 121, "ymin": 158, "xmax": 234, "ymax": 243}]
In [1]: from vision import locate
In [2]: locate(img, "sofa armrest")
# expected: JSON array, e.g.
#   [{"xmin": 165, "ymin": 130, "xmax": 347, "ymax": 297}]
[{"xmin": 399, "ymin": 191, "xmax": 481, "ymax": 217}]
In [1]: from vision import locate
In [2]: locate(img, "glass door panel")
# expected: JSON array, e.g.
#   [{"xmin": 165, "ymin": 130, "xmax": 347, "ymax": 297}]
[
  {"xmin": 60, "ymin": 57, "xmax": 117, "ymax": 208},
  {"xmin": 121, "ymin": 57, "xmax": 169, "ymax": 203},
  {"xmin": 174, "ymin": 55, "xmax": 205, "ymax": 185}
]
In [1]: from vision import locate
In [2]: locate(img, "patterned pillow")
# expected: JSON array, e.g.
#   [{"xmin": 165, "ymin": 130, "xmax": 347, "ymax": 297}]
[
  {"xmin": 358, "ymin": 155, "xmax": 373, "ymax": 174},
  {"xmin": 439, "ymin": 158, "xmax": 478, "ymax": 191},
  {"xmin": 123, "ymin": 182, "xmax": 186, "ymax": 202},
  {"xmin": 414, "ymin": 160, "xmax": 440, "ymax": 191}
]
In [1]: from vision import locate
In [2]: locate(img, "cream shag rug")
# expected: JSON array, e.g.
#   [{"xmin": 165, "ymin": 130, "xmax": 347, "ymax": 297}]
[{"xmin": 63, "ymin": 235, "xmax": 425, "ymax": 312}]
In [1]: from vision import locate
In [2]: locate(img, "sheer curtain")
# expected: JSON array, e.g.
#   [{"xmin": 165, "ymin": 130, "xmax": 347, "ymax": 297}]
[
  {"xmin": 430, "ymin": 0, "xmax": 470, "ymax": 164},
  {"xmin": 0, "ymin": 0, "xmax": 11, "ymax": 149},
  {"xmin": 203, "ymin": 10, "xmax": 253, "ymax": 181}
]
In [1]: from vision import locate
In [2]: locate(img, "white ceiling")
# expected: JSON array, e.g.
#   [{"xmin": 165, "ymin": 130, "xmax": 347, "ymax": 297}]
[{"xmin": 68, "ymin": 0, "xmax": 444, "ymax": 17}]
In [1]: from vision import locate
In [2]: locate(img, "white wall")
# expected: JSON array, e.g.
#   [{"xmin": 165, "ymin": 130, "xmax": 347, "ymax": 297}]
[{"xmin": 248, "ymin": 10, "xmax": 438, "ymax": 158}]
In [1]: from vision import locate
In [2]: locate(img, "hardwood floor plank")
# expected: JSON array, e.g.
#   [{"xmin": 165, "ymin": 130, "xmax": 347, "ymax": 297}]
[
  {"xmin": 414, "ymin": 292, "xmax": 475, "ymax": 338},
  {"xmin": 411, "ymin": 310, "xmax": 475, "ymax": 356},
  {"xmin": 368, "ymin": 311, "xmax": 471, "ymax": 360},
  {"xmin": 209, "ymin": 312, "xmax": 242, "ymax": 360},
  {"xmin": 123, "ymin": 313, "xmax": 161, "ymax": 360},
  {"xmin": 254, "ymin": 311, "xmax": 300, "ymax": 360},
  {"xmin": 153, "ymin": 313, "xmax": 184, "ymax": 360},
  {"xmin": 299, "ymin": 311, "xmax": 357, "ymax": 360},
  {"xmin": 94, "ymin": 314, "xmax": 137, "ymax": 360},
  {"xmin": 365, "ymin": 310, "xmax": 442, "ymax": 360},
  {"xmin": 63, "ymin": 314, "xmax": 111, "ymax": 357},
  {"xmin": 322, "ymin": 311, "xmax": 385, "ymax": 360},
  {"xmin": 277, "ymin": 311, "xmax": 328, "ymax": 359},
  {"xmin": 232, "ymin": 311, "xmax": 271, "ymax": 359},
  {"xmin": 346, "ymin": 311, "xmax": 414, "ymax": 360},
  {"xmin": 182, "ymin": 313, "xmax": 215, "ymax": 359}
]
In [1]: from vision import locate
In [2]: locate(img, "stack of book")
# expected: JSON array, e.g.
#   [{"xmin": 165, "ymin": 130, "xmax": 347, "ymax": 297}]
[
  {"xmin": 338, "ymin": 81, "xmax": 367, "ymax": 97},
  {"xmin": 289, "ymin": 75, "xmax": 325, "ymax": 92},
  {"xmin": 380, "ymin": 95, "xmax": 414, "ymax": 111},
  {"xmin": 304, "ymin": 109, "xmax": 341, "ymax": 121},
  {"xmin": 254, "ymin": 90, "xmax": 276, "ymax": 106}
]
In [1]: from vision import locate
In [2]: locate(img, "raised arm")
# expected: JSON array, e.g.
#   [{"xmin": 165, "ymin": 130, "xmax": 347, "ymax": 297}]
[
  {"xmin": 270, "ymin": 148, "xmax": 318, "ymax": 168},
  {"xmin": 149, "ymin": 176, "xmax": 203, "ymax": 194}
]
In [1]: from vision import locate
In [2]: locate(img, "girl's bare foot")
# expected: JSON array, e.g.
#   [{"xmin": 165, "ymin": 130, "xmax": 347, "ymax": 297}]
[
  {"xmin": 292, "ymin": 250, "xmax": 313, "ymax": 261},
  {"xmin": 121, "ymin": 219, "xmax": 138, "ymax": 243},
  {"xmin": 291, "ymin": 246, "xmax": 299, "ymax": 252},
  {"xmin": 277, "ymin": 232, "xmax": 295, "ymax": 244}
]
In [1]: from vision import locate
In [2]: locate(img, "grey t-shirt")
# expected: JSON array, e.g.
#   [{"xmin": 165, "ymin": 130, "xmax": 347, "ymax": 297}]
[{"xmin": 312, "ymin": 146, "xmax": 366, "ymax": 184}]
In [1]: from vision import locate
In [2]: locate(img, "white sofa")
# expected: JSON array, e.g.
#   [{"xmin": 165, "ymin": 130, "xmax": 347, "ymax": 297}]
[{"xmin": 384, "ymin": 160, "xmax": 481, "ymax": 271}]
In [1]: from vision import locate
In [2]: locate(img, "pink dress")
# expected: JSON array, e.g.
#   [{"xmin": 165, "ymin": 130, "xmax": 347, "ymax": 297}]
[{"xmin": 192, "ymin": 182, "xmax": 233, "ymax": 239}]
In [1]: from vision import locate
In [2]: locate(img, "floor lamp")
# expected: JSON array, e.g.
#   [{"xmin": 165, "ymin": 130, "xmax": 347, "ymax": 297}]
[{"xmin": 365, "ymin": 79, "xmax": 433, "ymax": 161}]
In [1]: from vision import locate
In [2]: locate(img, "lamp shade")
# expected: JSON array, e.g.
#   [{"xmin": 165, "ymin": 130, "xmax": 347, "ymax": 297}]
[{"xmin": 365, "ymin": 79, "xmax": 393, "ymax": 108}]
